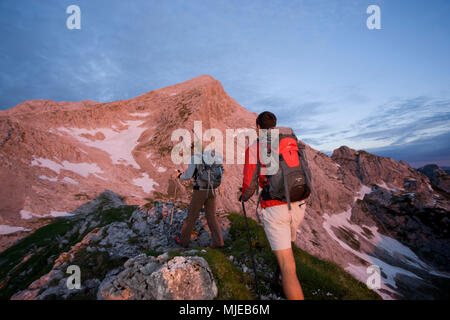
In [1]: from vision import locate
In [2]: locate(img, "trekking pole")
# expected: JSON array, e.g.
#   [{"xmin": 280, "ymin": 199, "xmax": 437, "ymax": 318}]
[
  {"xmin": 241, "ymin": 201, "xmax": 261, "ymax": 300},
  {"xmin": 170, "ymin": 175, "xmax": 179, "ymax": 225}
]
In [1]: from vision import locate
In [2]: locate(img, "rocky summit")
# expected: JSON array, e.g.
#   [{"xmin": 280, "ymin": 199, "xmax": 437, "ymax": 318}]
[{"xmin": 1, "ymin": 76, "xmax": 449, "ymax": 300}]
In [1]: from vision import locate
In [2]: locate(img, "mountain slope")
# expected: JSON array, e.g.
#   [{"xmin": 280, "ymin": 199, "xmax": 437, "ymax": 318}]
[
  {"xmin": 1, "ymin": 75, "xmax": 449, "ymax": 299},
  {"xmin": 0, "ymin": 75, "xmax": 256, "ymax": 249}
]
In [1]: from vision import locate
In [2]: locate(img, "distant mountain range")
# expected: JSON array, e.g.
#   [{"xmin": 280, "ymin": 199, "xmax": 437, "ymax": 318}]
[{"xmin": 0, "ymin": 75, "xmax": 449, "ymax": 299}]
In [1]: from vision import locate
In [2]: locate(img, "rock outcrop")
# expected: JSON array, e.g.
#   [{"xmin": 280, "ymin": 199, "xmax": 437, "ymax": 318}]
[
  {"xmin": 7, "ymin": 190, "xmax": 227, "ymax": 300},
  {"xmin": 417, "ymin": 164, "xmax": 450, "ymax": 193},
  {"xmin": 98, "ymin": 254, "xmax": 217, "ymax": 300}
]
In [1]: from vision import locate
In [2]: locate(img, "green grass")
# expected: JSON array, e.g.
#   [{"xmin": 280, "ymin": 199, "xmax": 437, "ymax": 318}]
[
  {"xmin": 0, "ymin": 205, "xmax": 137, "ymax": 300},
  {"xmin": 98, "ymin": 205, "xmax": 137, "ymax": 225},
  {"xmin": 223, "ymin": 212, "xmax": 381, "ymax": 300},
  {"xmin": 0, "ymin": 218, "xmax": 77, "ymax": 299},
  {"xmin": 168, "ymin": 212, "xmax": 380, "ymax": 300}
]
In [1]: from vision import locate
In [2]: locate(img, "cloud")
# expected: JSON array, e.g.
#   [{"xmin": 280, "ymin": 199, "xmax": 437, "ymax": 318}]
[
  {"xmin": 309, "ymin": 96, "xmax": 450, "ymax": 166},
  {"xmin": 347, "ymin": 97, "xmax": 450, "ymax": 146},
  {"xmin": 366, "ymin": 131, "xmax": 450, "ymax": 168}
]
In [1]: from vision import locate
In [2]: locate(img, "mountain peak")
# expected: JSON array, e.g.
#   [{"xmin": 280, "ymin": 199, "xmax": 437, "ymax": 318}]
[
  {"xmin": 150, "ymin": 75, "xmax": 224, "ymax": 97},
  {"xmin": 331, "ymin": 145, "xmax": 357, "ymax": 159},
  {"xmin": 417, "ymin": 164, "xmax": 450, "ymax": 192},
  {"xmin": 184, "ymin": 74, "xmax": 218, "ymax": 84}
]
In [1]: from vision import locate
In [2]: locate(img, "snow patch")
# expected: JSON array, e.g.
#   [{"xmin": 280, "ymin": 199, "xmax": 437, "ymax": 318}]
[
  {"xmin": 377, "ymin": 181, "xmax": 398, "ymax": 192},
  {"xmin": 20, "ymin": 209, "xmax": 73, "ymax": 220},
  {"xmin": 129, "ymin": 112, "xmax": 151, "ymax": 117},
  {"xmin": 157, "ymin": 167, "xmax": 167, "ymax": 173},
  {"xmin": 49, "ymin": 211, "xmax": 73, "ymax": 218},
  {"xmin": 94, "ymin": 173, "xmax": 108, "ymax": 181},
  {"xmin": 355, "ymin": 185, "xmax": 372, "ymax": 201},
  {"xmin": 62, "ymin": 177, "xmax": 79, "ymax": 185},
  {"xmin": 19, "ymin": 210, "xmax": 36, "ymax": 220},
  {"xmin": 322, "ymin": 208, "xmax": 447, "ymax": 299},
  {"xmin": 133, "ymin": 173, "xmax": 159, "ymax": 193},
  {"xmin": 31, "ymin": 156, "xmax": 103, "ymax": 178},
  {"xmin": 0, "ymin": 225, "xmax": 31, "ymax": 235},
  {"xmin": 38, "ymin": 175, "xmax": 58, "ymax": 182}
]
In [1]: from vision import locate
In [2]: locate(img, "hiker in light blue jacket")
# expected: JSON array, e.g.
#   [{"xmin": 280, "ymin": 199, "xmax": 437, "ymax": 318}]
[{"xmin": 175, "ymin": 149, "xmax": 224, "ymax": 248}]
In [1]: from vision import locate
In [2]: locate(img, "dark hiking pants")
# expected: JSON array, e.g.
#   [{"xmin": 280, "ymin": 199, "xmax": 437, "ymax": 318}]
[{"xmin": 180, "ymin": 189, "xmax": 224, "ymax": 247}]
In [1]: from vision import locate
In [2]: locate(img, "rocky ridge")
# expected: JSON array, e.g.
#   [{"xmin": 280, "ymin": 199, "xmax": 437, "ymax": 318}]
[
  {"xmin": 2, "ymin": 190, "xmax": 381, "ymax": 300},
  {"xmin": 6, "ymin": 190, "xmax": 226, "ymax": 300}
]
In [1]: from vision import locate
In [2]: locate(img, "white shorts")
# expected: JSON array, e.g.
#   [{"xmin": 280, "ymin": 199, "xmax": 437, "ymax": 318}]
[{"xmin": 261, "ymin": 201, "xmax": 306, "ymax": 251}]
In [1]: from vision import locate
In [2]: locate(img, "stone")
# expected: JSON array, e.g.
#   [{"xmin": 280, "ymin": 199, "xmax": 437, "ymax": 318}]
[{"xmin": 98, "ymin": 255, "xmax": 217, "ymax": 300}]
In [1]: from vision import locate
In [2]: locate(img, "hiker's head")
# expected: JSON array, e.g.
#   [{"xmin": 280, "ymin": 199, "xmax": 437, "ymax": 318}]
[{"xmin": 256, "ymin": 111, "xmax": 277, "ymax": 133}]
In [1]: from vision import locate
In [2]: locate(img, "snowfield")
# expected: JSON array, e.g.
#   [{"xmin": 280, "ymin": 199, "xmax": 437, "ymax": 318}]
[
  {"xmin": 377, "ymin": 181, "xmax": 399, "ymax": 192},
  {"xmin": 20, "ymin": 209, "xmax": 74, "ymax": 220},
  {"xmin": 355, "ymin": 184, "xmax": 372, "ymax": 201},
  {"xmin": 0, "ymin": 225, "xmax": 31, "ymax": 235},
  {"xmin": 62, "ymin": 177, "xmax": 79, "ymax": 185},
  {"xmin": 58, "ymin": 120, "xmax": 147, "ymax": 169},
  {"xmin": 38, "ymin": 175, "xmax": 58, "ymax": 182},
  {"xmin": 322, "ymin": 183, "xmax": 450, "ymax": 299},
  {"xmin": 31, "ymin": 156, "xmax": 104, "ymax": 178},
  {"xmin": 129, "ymin": 112, "xmax": 151, "ymax": 117},
  {"xmin": 323, "ymin": 209, "xmax": 425, "ymax": 299},
  {"xmin": 133, "ymin": 173, "xmax": 159, "ymax": 193}
]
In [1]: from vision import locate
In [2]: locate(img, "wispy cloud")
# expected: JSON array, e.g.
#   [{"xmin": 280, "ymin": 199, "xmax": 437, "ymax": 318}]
[
  {"xmin": 299, "ymin": 96, "xmax": 450, "ymax": 166},
  {"xmin": 347, "ymin": 97, "xmax": 450, "ymax": 146},
  {"xmin": 367, "ymin": 131, "xmax": 450, "ymax": 168}
]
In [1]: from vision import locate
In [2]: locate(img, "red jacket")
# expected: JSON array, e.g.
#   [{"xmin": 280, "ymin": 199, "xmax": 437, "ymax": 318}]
[{"xmin": 241, "ymin": 141, "xmax": 285, "ymax": 208}]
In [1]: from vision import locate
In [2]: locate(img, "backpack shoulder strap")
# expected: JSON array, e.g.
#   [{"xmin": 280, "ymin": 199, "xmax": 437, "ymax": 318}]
[
  {"xmin": 280, "ymin": 154, "xmax": 292, "ymax": 210},
  {"xmin": 297, "ymin": 143, "xmax": 318, "ymax": 202}
]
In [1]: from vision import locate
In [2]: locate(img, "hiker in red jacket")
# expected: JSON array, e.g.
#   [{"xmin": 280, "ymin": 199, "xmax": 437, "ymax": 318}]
[{"xmin": 239, "ymin": 111, "xmax": 309, "ymax": 300}]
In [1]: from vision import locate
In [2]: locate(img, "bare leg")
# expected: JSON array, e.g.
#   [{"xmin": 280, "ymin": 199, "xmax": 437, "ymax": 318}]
[{"xmin": 273, "ymin": 248, "xmax": 304, "ymax": 300}]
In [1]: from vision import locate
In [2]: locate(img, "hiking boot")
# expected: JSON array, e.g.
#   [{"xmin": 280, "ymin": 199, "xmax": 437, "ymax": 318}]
[{"xmin": 174, "ymin": 236, "xmax": 188, "ymax": 248}]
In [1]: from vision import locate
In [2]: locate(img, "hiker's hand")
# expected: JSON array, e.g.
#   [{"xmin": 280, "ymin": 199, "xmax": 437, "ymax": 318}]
[{"xmin": 238, "ymin": 187, "xmax": 243, "ymax": 202}]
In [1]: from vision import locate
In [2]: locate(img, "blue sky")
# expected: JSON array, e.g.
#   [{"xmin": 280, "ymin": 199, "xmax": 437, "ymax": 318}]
[{"xmin": 1, "ymin": 0, "xmax": 449, "ymax": 167}]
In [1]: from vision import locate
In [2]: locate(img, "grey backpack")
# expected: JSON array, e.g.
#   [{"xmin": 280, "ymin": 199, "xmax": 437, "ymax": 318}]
[{"xmin": 195, "ymin": 157, "xmax": 223, "ymax": 190}]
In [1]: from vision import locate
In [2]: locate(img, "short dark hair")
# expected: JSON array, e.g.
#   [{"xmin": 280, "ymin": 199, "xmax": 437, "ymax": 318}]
[{"xmin": 256, "ymin": 111, "xmax": 277, "ymax": 129}]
